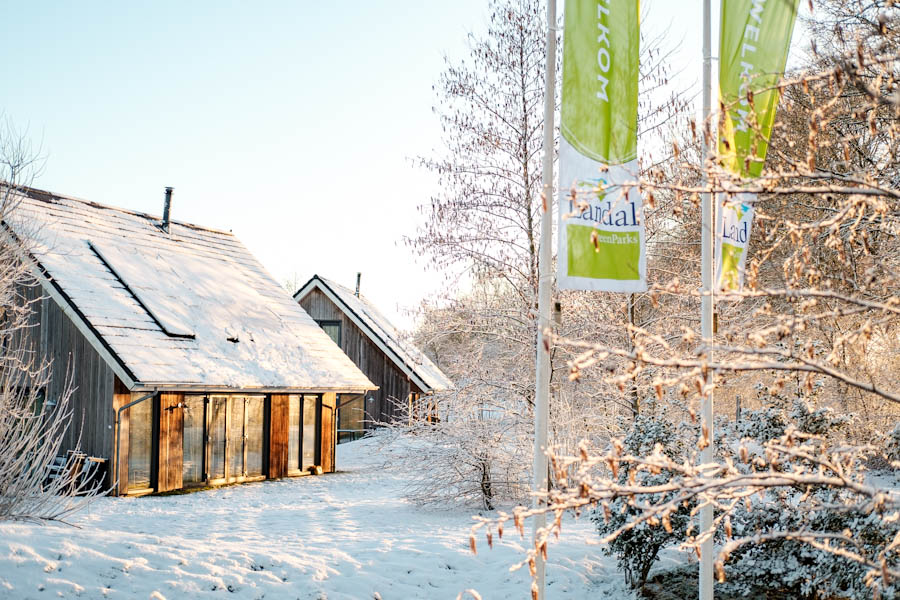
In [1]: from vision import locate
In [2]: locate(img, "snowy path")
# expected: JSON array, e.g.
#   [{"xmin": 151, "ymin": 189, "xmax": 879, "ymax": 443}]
[{"xmin": 0, "ymin": 438, "xmax": 633, "ymax": 599}]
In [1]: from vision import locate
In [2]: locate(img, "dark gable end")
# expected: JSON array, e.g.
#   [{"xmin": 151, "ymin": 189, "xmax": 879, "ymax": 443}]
[{"xmin": 294, "ymin": 274, "xmax": 453, "ymax": 399}]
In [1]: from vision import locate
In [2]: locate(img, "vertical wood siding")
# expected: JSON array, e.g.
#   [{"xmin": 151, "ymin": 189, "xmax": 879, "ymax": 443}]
[
  {"xmin": 24, "ymin": 282, "xmax": 343, "ymax": 494},
  {"xmin": 321, "ymin": 392, "xmax": 336, "ymax": 472},
  {"xmin": 19, "ymin": 284, "xmax": 118, "ymax": 488},
  {"xmin": 157, "ymin": 392, "xmax": 184, "ymax": 492},
  {"xmin": 268, "ymin": 394, "xmax": 289, "ymax": 479},
  {"xmin": 299, "ymin": 288, "xmax": 420, "ymax": 427},
  {"xmin": 113, "ymin": 377, "xmax": 132, "ymax": 495}
]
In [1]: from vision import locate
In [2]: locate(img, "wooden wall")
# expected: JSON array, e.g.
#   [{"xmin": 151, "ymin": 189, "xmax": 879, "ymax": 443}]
[
  {"xmin": 268, "ymin": 394, "xmax": 290, "ymax": 479},
  {"xmin": 157, "ymin": 393, "xmax": 184, "ymax": 492},
  {"xmin": 22, "ymin": 282, "xmax": 342, "ymax": 494},
  {"xmin": 18, "ymin": 283, "xmax": 118, "ymax": 488},
  {"xmin": 300, "ymin": 288, "xmax": 420, "ymax": 427},
  {"xmin": 112, "ymin": 377, "xmax": 132, "ymax": 495},
  {"xmin": 321, "ymin": 392, "xmax": 336, "ymax": 473}
]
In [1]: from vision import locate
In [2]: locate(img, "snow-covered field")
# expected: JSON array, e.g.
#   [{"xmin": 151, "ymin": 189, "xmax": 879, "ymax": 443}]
[{"xmin": 0, "ymin": 437, "xmax": 636, "ymax": 599}]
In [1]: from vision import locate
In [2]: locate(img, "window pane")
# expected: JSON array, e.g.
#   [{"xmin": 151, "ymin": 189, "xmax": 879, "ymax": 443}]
[
  {"xmin": 246, "ymin": 397, "xmax": 264, "ymax": 476},
  {"xmin": 182, "ymin": 396, "xmax": 205, "ymax": 484},
  {"xmin": 302, "ymin": 395, "xmax": 318, "ymax": 469},
  {"xmin": 288, "ymin": 395, "xmax": 301, "ymax": 472},
  {"xmin": 128, "ymin": 396, "xmax": 153, "ymax": 490},
  {"xmin": 338, "ymin": 394, "xmax": 365, "ymax": 443},
  {"xmin": 209, "ymin": 397, "xmax": 227, "ymax": 479},
  {"xmin": 322, "ymin": 323, "xmax": 340, "ymax": 345},
  {"xmin": 229, "ymin": 397, "xmax": 245, "ymax": 478}
]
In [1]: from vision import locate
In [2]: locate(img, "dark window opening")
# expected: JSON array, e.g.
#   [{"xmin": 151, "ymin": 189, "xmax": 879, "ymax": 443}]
[{"xmin": 316, "ymin": 320, "xmax": 342, "ymax": 347}]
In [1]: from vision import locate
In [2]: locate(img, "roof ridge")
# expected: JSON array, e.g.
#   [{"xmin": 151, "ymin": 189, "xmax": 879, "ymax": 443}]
[{"xmin": 6, "ymin": 183, "xmax": 235, "ymax": 237}]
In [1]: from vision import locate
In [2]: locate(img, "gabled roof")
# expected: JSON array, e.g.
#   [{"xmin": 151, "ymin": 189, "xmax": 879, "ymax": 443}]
[
  {"xmin": 293, "ymin": 275, "xmax": 453, "ymax": 394},
  {"xmin": 3, "ymin": 185, "xmax": 375, "ymax": 393}
]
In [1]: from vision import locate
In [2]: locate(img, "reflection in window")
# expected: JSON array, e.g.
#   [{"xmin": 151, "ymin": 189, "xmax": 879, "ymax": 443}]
[
  {"xmin": 302, "ymin": 395, "xmax": 318, "ymax": 469},
  {"xmin": 338, "ymin": 393, "xmax": 365, "ymax": 443},
  {"xmin": 316, "ymin": 320, "xmax": 341, "ymax": 346},
  {"xmin": 246, "ymin": 397, "xmax": 264, "ymax": 477},
  {"xmin": 288, "ymin": 395, "xmax": 301, "ymax": 472},
  {"xmin": 182, "ymin": 396, "xmax": 205, "ymax": 484},
  {"xmin": 229, "ymin": 397, "xmax": 245, "ymax": 477},
  {"xmin": 209, "ymin": 397, "xmax": 227, "ymax": 480},
  {"xmin": 128, "ymin": 396, "xmax": 153, "ymax": 491}
]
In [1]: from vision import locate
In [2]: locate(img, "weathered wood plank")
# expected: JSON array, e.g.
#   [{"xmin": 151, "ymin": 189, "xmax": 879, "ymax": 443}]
[
  {"xmin": 321, "ymin": 393, "xmax": 336, "ymax": 473},
  {"xmin": 268, "ymin": 394, "xmax": 289, "ymax": 479},
  {"xmin": 157, "ymin": 392, "xmax": 184, "ymax": 492},
  {"xmin": 112, "ymin": 377, "xmax": 131, "ymax": 495}
]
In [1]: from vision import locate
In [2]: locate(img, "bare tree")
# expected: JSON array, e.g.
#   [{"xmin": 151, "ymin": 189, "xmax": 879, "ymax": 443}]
[
  {"xmin": 402, "ymin": 0, "xmax": 692, "ymax": 511},
  {"xmin": 469, "ymin": 5, "xmax": 900, "ymax": 598},
  {"xmin": 0, "ymin": 118, "xmax": 102, "ymax": 523}
]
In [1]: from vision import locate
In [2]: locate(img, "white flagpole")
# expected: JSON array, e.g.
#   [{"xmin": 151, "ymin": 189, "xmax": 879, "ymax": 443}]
[
  {"xmin": 533, "ymin": 0, "xmax": 557, "ymax": 597},
  {"xmin": 699, "ymin": 0, "xmax": 715, "ymax": 598}
]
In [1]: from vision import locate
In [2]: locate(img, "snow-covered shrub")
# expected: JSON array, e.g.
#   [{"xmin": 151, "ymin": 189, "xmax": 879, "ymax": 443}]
[
  {"xmin": 720, "ymin": 400, "xmax": 895, "ymax": 600},
  {"xmin": 377, "ymin": 387, "xmax": 532, "ymax": 510},
  {"xmin": 592, "ymin": 412, "xmax": 694, "ymax": 589},
  {"xmin": 724, "ymin": 495, "xmax": 899, "ymax": 599}
]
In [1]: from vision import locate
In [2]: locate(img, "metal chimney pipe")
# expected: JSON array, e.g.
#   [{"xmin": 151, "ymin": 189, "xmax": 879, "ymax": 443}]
[
  {"xmin": 162, "ymin": 187, "xmax": 173, "ymax": 233},
  {"xmin": 355, "ymin": 272, "xmax": 361, "ymax": 297}
]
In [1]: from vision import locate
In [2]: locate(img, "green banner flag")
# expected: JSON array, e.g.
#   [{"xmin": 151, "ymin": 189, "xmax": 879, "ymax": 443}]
[
  {"xmin": 716, "ymin": 0, "xmax": 798, "ymax": 291},
  {"xmin": 719, "ymin": 0, "xmax": 799, "ymax": 177},
  {"xmin": 558, "ymin": 0, "xmax": 645, "ymax": 292}
]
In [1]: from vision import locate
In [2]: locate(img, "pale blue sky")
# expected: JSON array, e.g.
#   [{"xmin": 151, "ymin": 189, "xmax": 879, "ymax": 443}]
[{"xmin": 1, "ymin": 1, "xmax": 807, "ymax": 329}]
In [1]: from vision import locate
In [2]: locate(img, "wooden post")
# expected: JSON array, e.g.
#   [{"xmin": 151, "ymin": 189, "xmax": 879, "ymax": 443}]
[{"xmin": 321, "ymin": 393, "xmax": 337, "ymax": 473}]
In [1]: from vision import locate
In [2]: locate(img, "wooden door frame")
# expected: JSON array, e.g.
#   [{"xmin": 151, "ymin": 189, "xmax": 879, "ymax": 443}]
[{"xmin": 304, "ymin": 394, "xmax": 323, "ymax": 470}]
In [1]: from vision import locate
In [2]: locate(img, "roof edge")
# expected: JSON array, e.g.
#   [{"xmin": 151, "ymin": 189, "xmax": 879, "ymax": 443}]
[
  {"xmin": 131, "ymin": 383, "xmax": 378, "ymax": 394},
  {"xmin": 0, "ymin": 221, "xmax": 139, "ymax": 389},
  {"xmin": 5, "ymin": 183, "xmax": 235, "ymax": 237}
]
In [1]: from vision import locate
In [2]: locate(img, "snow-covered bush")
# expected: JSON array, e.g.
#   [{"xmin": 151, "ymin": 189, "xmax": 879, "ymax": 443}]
[
  {"xmin": 377, "ymin": 386, "xmax": 532, "ymax": 510},
  {"xmin": 724, "ymin": 495, "xmax": 899, "ymax": 599},
  {"xmin": 592, "ymin": 412, "xmax": 694, "ymax": 589},
  {"xmin": 719, "ymin": 400, "xmax": 896, "ymax": 599}
]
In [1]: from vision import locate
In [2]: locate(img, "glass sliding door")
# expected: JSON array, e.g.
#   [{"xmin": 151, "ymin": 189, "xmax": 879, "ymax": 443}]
[
  {"xmin": 301, "ymin": 395, "xmax": 319, "ymax": 470},
  {"xmin": 245, "ymin": 397, "xmax": 264, "ymax": 477},
  {"xmin": 338, "ymin": 393, "xmax": 365, "ymax": 443},
  {"xmin": 209, "ymin": 396, "xmax": 227, "ymax": 481},
  {"xmin": 287, "ymin": 395, "xmax": 301, "ymax": 474},
  {"xmin": 227, "ymin": 396, "xmax": 265, "ymax": 481},
  {"xmin": 127, "ymin": 396, "xmax": 153, "ymax": 491},
  {"xmin": 228, "ymin": 397, "xmax": 245, "ymax": 480},
  {"xmin": 182, "ymin": 395, "xmax": 205, "ymax": 485}
]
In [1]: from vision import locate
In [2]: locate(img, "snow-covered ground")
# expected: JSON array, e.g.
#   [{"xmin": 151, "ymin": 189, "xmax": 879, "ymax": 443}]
[{"xmin": 0, "ymin": 437, "xmax": 635, "ymax": 599}]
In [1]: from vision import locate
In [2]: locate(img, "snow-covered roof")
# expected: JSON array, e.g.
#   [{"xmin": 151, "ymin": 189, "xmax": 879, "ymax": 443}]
[
  {"xmin": 3, "ymin": 186, "xmax": 375, "ymax": 393},
  {"xmin": 293, "ymin": 275, "xmax": 453, "ymax": 393}
]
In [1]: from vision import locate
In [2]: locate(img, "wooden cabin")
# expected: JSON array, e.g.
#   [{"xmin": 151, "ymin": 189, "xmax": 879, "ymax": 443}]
[
  {"xmin": 293, "ymin": 275, "xmax": 452, "ymax": 441},
  {"xmin": 4, "ymin": 186, "xmax": 375, "ymax": 495}
]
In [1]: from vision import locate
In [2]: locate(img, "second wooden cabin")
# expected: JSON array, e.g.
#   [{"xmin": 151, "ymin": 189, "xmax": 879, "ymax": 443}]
[{"xmin": 294, "ymin": 274, "xmax": 452, "ymax": 441}]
